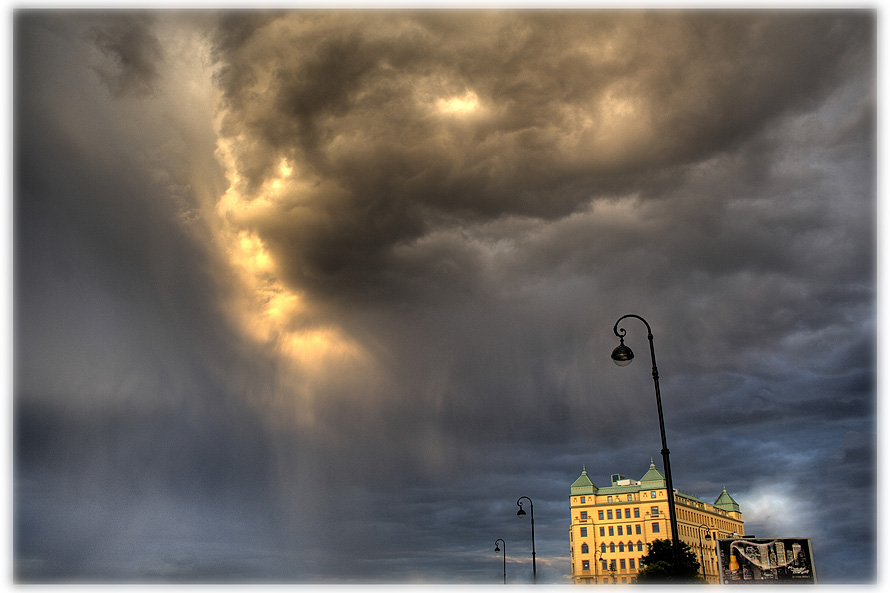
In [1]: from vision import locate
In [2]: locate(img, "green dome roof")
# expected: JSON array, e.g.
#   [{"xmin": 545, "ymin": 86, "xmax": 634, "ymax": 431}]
[
  {"xmin": 571, "ymin": 468, "xmax": 597, "ymax": 494},
  {"xmin": 640, "ymin": 460, "xmax": 666, "ymax": 485},
  {"xmin": 714, "ymin": 487, "xmax": 740, "ymax": 513}
]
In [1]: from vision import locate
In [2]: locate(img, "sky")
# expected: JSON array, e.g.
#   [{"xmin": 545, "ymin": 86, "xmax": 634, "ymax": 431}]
[{"xmin": 12, "ymin": 7, "xmax": 877, "ymax": 585}]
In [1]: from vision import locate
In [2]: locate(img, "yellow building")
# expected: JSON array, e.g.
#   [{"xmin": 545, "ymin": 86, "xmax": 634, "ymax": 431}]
[{"xmin": 569, "ymin": 462, "xmax": 744, "ymax": 584}]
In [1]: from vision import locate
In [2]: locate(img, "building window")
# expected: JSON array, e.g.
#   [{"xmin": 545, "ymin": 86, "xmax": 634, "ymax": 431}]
[
  {"xmin": 598, "ymin": 510, "xmax": 604, "ymax": 520},
  {"xmin": 581, "ymin": 543, "xmax": 589, "ymax": 554},
  {"xmin": 634, "ymin": 507, "xmax": 640, "ymax": 518},
  {"xmin": 651, "ymin": 506, "xmax": 659, "ymax": 516},
  {"xmin": 629, "ymin": 558, "xmax": 636, "ymax": 569},
  {"xmin": 600, "ymin": 527, "xmax": 605, "ymax": 537},
  {"xmin": 581, "ymin": 511, "xmax": 588, "ymax": 520},
  {"xmin": 610, "ymin": 543, "xmax": 616, "ymax": 553},
  {"xmin": 608, "ymin": 526, "xmax": 614, "ymax": 536},
  {"xmin": 652, "ymin": 523, "xmax": 660, "ymax": 533},
  {"xmin": 580, "ymin": 496, "xmax": 585, "ymax": 503},
  {"xmin": 618, "ymin": 542, "xmax": 624, "ymax": 552},
  {"xmin": 628, "ymin": 494, "xmax": 633, "ymax": 501},
  {"xmin": 607, "ymin": 496, "xmax": 613, "ymax": 502},
  {"xmin": 651, "ymin": 491, "xmax": 657, "ymax": 499},
  {"xmin": 580, "ymin": 527, "xmax": 587, "ymax": 537},
  {"xmin": 636, "ymin": 525, "xmax": 642, "ymax": 535},
  {"xmin": 582, "ymin": 560, "xmax": 589, "ymax": 570},
  {"xmin": 637, "ymin": 541, "xmax": 644, "ymax": 552},
  {"xmin": 617, "ymin": 526, "xmax": 623, "ymax": 536},
  {"xmin": 626, "ymin": 509, "xmax": 632, "ymax": 518},
  {"xmin": 601, "ymin": 560, "xmax": 608, "ymax": 570},
  {"xmin": 601, "ymin": 543, "xmax": 606, "ymax": 554},
  {"xmin": 607, "ymin": 510, "xmax": 613, "ymax": 519},
  {"xmin": 620, "ymin": 559, "xmax": 626, "ymax": 570}
]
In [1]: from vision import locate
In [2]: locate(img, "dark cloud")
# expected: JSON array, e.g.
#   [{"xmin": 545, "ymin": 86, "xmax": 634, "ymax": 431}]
[
  {"xmin": 13, "ymin": 9, "xmax": 876, "ymax": 585},
  {"xmin": 86, "ymin": 13, "xmax": 163, "ymax": 97},
  {"xmin": 210, "ymin": 11, "xmax": 873, "ymax": 307}
]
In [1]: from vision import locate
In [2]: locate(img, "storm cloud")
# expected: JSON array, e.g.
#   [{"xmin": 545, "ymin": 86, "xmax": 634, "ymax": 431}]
[{"xmin": 14, "ymin": 9, "xmax": 876, "ymax": 584}]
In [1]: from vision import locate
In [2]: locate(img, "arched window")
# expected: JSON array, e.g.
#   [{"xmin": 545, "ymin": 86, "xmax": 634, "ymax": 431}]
[
  {"xmin": 610, "ymin": 543, "xmax": 615, "ymax": 553},
  {"xmin": 618, "ymin": 542, "xmax": 624, "ymax": 552},
  {"xmin": 628, "ymin": 541, "xmax": 633, "ymax": 551},
  {"xmin": 601, "ymin": 543, "xmax": 607, "ymax": 554},
  {"xmin": 581, "ymin": 543, "xmax": 589, "ymax": 554},
  {"xmin": 637, "ymin": 541, "xmax": 644, "ymax": 552}
]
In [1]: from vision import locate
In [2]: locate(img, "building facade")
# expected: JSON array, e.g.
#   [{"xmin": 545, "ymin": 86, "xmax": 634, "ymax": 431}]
[{"xmin": 569, "ymin": 462, "xmax": 744, "ymax": 584}]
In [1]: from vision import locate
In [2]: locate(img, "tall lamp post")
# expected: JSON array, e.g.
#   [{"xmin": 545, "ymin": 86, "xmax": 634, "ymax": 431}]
[
  {"xmin": 516, "ymin": 496, "xmax": 536, "ymax": 582},
  {"xmin": 494, "ymin": 539, "xmax": 506, "ymax": 584},
  {"xmin": 611, "ymin": 314, "xmax": 681, "ymax": 569}
]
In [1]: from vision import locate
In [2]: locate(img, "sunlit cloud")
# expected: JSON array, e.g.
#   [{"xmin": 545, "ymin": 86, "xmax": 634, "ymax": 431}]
[
  {"xmin": 210, "ymin": 130, "xmax": 372, "ymax": 380},
  {"xmin": 437, "ymin": 90, "xmax": 480, "ymax": 115}
]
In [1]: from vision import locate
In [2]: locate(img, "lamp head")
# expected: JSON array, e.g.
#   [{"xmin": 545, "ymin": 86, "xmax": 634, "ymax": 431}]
[
  {"xmin": 494, "ymin": 544, "xmax": 500, "ymax": 552},
  {"xmin": 705, "ymin": 533, "xmax": 712, "ymax": 541},
  {"xmin": 517, "ymin": 506, "xmax": 526, "ymax": 518},
  {"xmin": 611, "ymin": 337, "xmax": 634, "ymax": 367}
]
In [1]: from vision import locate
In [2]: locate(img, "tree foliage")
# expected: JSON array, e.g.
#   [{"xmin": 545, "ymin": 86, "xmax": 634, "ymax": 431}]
[{"xmin": 635, "ymin": 539, "xmax": 705, "ymax": 583}]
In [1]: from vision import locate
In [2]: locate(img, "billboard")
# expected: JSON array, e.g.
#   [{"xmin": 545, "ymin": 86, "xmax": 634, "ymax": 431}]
[{"xmin": 716, "ymin": 537, "xmax": 816, "ymax": 583}]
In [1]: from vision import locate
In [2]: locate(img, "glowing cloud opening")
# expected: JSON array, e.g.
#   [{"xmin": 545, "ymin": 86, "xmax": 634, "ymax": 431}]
[{"xmin": 437, "ymin": 90, "xmax": 480, "ymax": 114}]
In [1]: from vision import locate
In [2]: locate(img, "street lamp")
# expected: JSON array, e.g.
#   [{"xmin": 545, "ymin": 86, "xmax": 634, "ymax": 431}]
[
  {"xmin": 696, "ymin": 524, "xmax": 710, "ymax": 580},
  {"xmin": 494, "ymin": 539, "xmax": 506, "ymax": 584},
  {"xmin": 611, "ymin": 314, "xmax": 681, "ymax": 569},
  {"xmin": 516, "ymin": 496, "xmax": 536, "ymax": 582},
  {"xmin": 593, "ymin": 548, "xmax": 603, "ymax": 584}
]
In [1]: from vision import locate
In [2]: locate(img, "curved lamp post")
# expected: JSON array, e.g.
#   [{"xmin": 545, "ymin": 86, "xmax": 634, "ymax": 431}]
[
  {"xmin": 516, "ymin": 496, "xmax": 536, "ymax": 582},
  {"xmin": 494, "ymin": 539, "xmax": 506, "ymax": 584},
  {"xmin": 697, "ymin": 524, "xmax": 711, "ymax": 579},
  {"xmin": 611, "ymin": 314, "xmax": 681, "ymax": 569},
  {"xmin": 593, "ymin": 548, "xmax": 603, "ymax": 584}
]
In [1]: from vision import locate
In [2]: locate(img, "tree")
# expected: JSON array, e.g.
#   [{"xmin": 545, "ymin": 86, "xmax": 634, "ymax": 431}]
[{"xmin": 635, "ymin": 539, "xmax": 705, "ymax": 583}]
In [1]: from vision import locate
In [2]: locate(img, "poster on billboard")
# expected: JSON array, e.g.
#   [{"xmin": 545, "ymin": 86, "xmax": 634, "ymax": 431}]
[{"xmin": 716, "ymin": 537, "xmax": 816, "ymax": 583}]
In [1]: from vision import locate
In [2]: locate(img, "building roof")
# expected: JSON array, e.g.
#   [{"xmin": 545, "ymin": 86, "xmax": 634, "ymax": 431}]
[
  {"xmin": 571, "ymin": 463, "xmax": 742, "ymax": 518},
  {"xmin": 639, "ymin": 461, "xmax": 666, "ymax": 487},
  {"xmin": 714, "ymin": 487, "xmax": 740, "ymax": 513},
  {"xmin": 570, "ymin": 468, "xmax": 597, "ymax": 494}
]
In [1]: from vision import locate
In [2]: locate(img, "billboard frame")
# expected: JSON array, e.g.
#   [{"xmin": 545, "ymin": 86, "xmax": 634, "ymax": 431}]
[{"xmin": 715, "ymin": 537, "xmax": 816, "ymax": 584}]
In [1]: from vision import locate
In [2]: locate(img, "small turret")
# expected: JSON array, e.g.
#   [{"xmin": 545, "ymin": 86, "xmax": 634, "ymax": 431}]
[
  {"xmin": 571, "ymin": 467, "xmax": 597, "ymax": 495},
  {"xmin": 714, "ymin": 486, "xmax": 741, "ymax": 514}
]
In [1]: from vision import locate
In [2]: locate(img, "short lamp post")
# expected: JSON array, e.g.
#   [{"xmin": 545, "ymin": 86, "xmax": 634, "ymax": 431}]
[
  {"xmin": 611, "ymin": 314, "xmax": 682, "ymax": 569},
  {"xmin": 592, "ymin": 549, "xmax": 603, "ymax": 583},
  {"xmin": 494, "ymin": 539, "xmax": 506, "ymax": 584},
  {"xmin": 697, "ymin": 524, "xmax": 711, "ymax": 580},
  {"xmin": 516, "ymin": 496, "xmax": 536, "ymax": 582}
]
